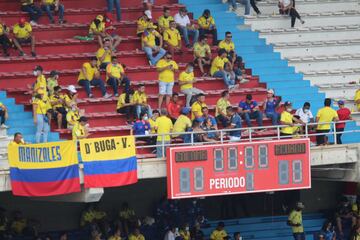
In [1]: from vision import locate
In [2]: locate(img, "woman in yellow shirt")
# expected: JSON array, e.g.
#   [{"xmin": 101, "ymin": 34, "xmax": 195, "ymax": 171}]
[
  {"xmin": 32, "ymin": 90, "xmax": 51, "ymax": 143},
  {"xmin": 198, "ymin": 9, "xmax": 218, "ymax": 46},
  {"xmin": 89, "ymin": 15, "xmax": 107, "ymax": 48}
]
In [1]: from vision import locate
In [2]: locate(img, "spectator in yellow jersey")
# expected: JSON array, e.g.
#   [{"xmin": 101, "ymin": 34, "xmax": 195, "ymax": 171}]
[
  {"xmin": 96, "ymin": 38, "xmax": 113, "ymax": 70},
  {"xmin": 191, "ymin": 93, "xmax": 207, "ymax": 120},
  {"xmin": 108, "ymin": 228, "xmax": 122, "ymax": 240},
  {"xmin": 133, "ymin": 84, "xmax": 152, "ymax": 120},
  {"xmin": 107, "ymin": 56, "xmax": 131, "ymax": 96},
  {"xmin": 80, "ymin": 204, "xmax": 96, "ymax": 227},
  {"xmin": 287, "ymin": 202, "xmax": 305, "ymax": 240},
  {"xmin": 9, "ymin": 132, "xmax": 26, "ymax": 146},
  {"xmin": 0, "ymin": 20, "xmax": 12, "ymax": 57},
  {"xmin": 193, "ymin": 36, "xmax": 212, "ymax": 76},
  {"xmin": 47, "ymin": 70, "xmax": 59, "ymax": 95},
  {"xmin": 355, "ymin": 88, "xmax": 360, "ymax": 111},
  {"xmin": 50, "ymin": 86, "xmax": 67, "ymax": 129},
  {"xmin": 32, "ymin": 90, "xmax": 51, "ymax": 143},
  {"xmin": 174, "ymin": 7, "xmax": 199, "ymax": 48},
  {"xmin": 143, "ymin": 0, "xmax": 154, "ymax": 11},
  {"xmin": 210, "ymin": 222, "xmax": 227, "ymax": 240},
  {"xmin": 157, "ymin": 53, "xmax": 179, "ymax": 109},
  {"xmin": 280, "ymin": 101, "xmax": 303, "ymax": 138},
  {"xmin": 137, "ymin": 10, "xmax": 153, "ymax": 37},
  {"xmin": 211, "ymin": 49, "xmax": 237, "ymax": 89},
  {"xmin": 77, "ymin": 57, "xmax": 112, "ymax": 98},
  {"xmin": 148, "ymin": 109, "xmax": 160, "ymax": 145},
  {"xmin": 179, "ymin": 223, "xmax": 191, "ymax": 240},
  {"xmin": 117, "ymin": 89, "xmax": 136, "ymax": 125},
  {"xmin": 179, "ymin": 63, "xmax": 203, "ymax": 107},
  {"xmin": 66, "ymin": 103, "xmax": 81, "ymax": 129},
  {"xmin": 219, "ymin": 31, "xmax": 237, "ymax": 65},
  {"xmin": 164, "ymin": 21, "xmax": 182, "ymax": 57},
  {"xmin": 72, "ymin": 116, "xmax": 89, "ymax": 140},
  {"xmin": 41, "ymin": 0, "xmax": 66, "ymax": 24},
  {"xmin": 119, "ymin": 202, "xmax": 136, "ymax": 236},
  {"xmin": 33, "ymin": 65, "xmax": 47, "ymax": 95},
  {"xmin": 142, "ymin": 24, "xmax": 166, "ymax": 66},
  {"xmin": 10, "ymin": 211, "xmax": 27, "ymax": 236},
  {"xmin": 12, "ymin": 17, "xmax": 36, "ymax": 57},
  {"xmin": 173, "ymin": 107, "xmax": 192, "ymax": 142},
  {"xmin": 198, "ymin": 9, "xmax": 218, "ymax": 46},
  {"xmin": 128, "ymin": 228, "xmax": 145, "ymax": 240},
  {"xmin": 216, "ymin": 90, "xmax": 231, "ymax": 127},
  {"xmin": 63, "ymin": 85, "xmax": 78, "ymax": 108},
  {"xmin": 20, "ymin": 0, "xmax": 42, "ymax": 26},
  {"xmin": 155, "ymin": 108, "xmax": 173, "ymax": 158},
  {"xmin": 316, "ymin": 98, "xmax": 339, "ymax": 146},
  {"xmin": 89, "ymin": 15, "xmax": 107, "ymax": 48},
  {"xmin": 158, "ymin": 7, "xmax": 174, "ymax": 33},
  {"xmin": 351, "ymin": 225, "xmax": 360, "ymax": 240}
]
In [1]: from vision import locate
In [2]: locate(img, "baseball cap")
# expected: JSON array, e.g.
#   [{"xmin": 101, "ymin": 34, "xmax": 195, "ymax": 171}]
[
  {"xmin": 284, "ymin": 101, "xmax": 292, "ymax": 107},
  {"xmin": 67, "ymin": 85, "xmax": 77, "ymax": 93},
  {"xmin": 296, "ymin": 202, "xmax": 305, "ymax": 209},
  {"xmin": 49, "ymin": 70, "xmax": 59, "ymax": 77},
  {"xmin": 181, "ymin": 107, "xmax": 191, "ymax": 115},
  {"xmin": 338, "ymin": 100, "xmax": 345, "ymax": 105},
  {"xmin": 144, "ymin": 10, "xmax": 152, "ymax": 19},
  {"xmin": 96, "ymin": 15, "xmax": 104, "ymax": 21},
  {"xmin": 34, "ymin": 65, "xmax": 43, "ymax": 72},
  {"xmin": 19, "ymin": 17, "xmax": 26, "ymax": 24}
]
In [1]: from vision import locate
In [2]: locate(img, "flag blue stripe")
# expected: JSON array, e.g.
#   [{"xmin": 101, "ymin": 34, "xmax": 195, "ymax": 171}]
[{"xmin": 83, "ymin": 156, "xmax": 137, "ymax": 175}]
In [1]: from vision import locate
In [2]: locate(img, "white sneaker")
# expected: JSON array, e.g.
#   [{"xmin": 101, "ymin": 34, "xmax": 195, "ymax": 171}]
[
  {"xmin": 239, "ymin": 79, "xmax": 250, "ymax": 84},
  {"xmin": 244, "ymin": 15, "xmax": 256, "ymax": 19},
  {"xmin": 103, "ymin": 93, "xmax": 112, "ymax": 99},
  {"xmin": 30, "ymin": 21, "xmax": 38, "ymax": 26},
  {"xmin": 1, "ymin": 124, "xmax": 9, "ymax": 129}
]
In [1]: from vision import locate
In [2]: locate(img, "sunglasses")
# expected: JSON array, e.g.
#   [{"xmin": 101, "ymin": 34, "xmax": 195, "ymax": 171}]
[{"xmin": 226, "ymin": 35, "xmax": 232, "ymax": 38}]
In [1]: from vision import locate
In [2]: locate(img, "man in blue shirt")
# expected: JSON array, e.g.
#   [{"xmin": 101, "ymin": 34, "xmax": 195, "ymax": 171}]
[
  {"xmin": 226, "ymin": 106, "xmax": 241, "ymax": 141},
  {"xmin": 239, "ymin": 94, "xmax": 263, "ymax": 128},
  {"xmin": 131, "ymin": 113, "xmax": 151, "ymax": 136}
]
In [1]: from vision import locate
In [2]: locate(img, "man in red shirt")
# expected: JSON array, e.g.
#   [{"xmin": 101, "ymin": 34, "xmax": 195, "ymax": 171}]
[
  {"xmin": 167, "ymin": 92, "xmax": 182, "ymax": 123},
  {"xmin": 336, "ymin": 100, "xmax": 352, "ymax": 144}
]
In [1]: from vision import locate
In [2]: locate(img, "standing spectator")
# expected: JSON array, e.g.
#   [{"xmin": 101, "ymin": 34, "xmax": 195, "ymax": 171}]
[
  {"xmin": 32, "ymin": 90, "xmax": 51, "ymax": 143},
  {"xmin": 20, "ymin": 0, "xmax": 42, "ymax": 26},
  {"xmin": 104, "ymin": 13, "xmax": 122, "ymax": 51},
  {"xmin": 211, "ymin": 49, "xmax": 236, "ymax": 89},
  {"xmin": 107, "ymin": 0, "xmax": 121, "ymax": 22},
  {"xmin": 198, "ymin": 9, "xmax": 217, "ymax": 46},
  {"xmin": 238, "ymin": 94, "xmax": 263, "ymax": 128},
  {"xmin": 155, "ymin": 108, "xmax": 173, "ymax": 158},
  {"xmin": 106, "ymin": 56, "xmax": 130, "ymax": 96},
  {"xmin": 167, "ymin": 93, "xmax": 182, "ymax": 122},
  {"xmin": 72, "ymin": 117, "xmax": 89, "ymax": 140},
  {"xmin": 157, "ymin": 53, "xmax": 179, "ymax": 109},
  {"xmin": 263, "ymin": 89, "xmax": 281, "ymax": 125},
  {"xmin": 173, "ymin": 107, "xmax": 192, "ymax": 143},
  {"xmin": 163, "ymin": 21, "xmax": 182, "ymax": 57},
  {"xmin": 164, "ymin": 227, "xmax": 176, "ymax": 240},
  {"xmin": 33, "ymin": 65, "xmax": 46, "ymax": 95},
  {"xmin": 116, "ymin": 89, "xmax": 136, "ymax": 125},
  {"xmin": 119, "ymin": 202, "xmax": 136, "ymax": 236},
  {"xmin": 96, "ymin": 38, "xmax": 113, "ymax": 70},
  {"xmin": 179, "ymin": 223, "xmax": 191, "ymax": 240},
  {"xmin": 190, "ymin": 222, "xmax": 205, "ymax": 240},
  {"xmin": 174, "ymin": 8, "xmax": 199, "ymax": 48},
  {"xmin": 66, "ymin": 103, "xmax": 80, "ymax": 129},
  {"xmin": 137, "ymin": 10, "xmax": 153, "ymax": 37},
  {"xmin": 77, "ymin": 57, "xmax": 112, "ymax": 98},
  {"xmin": 128, "ymin": 228, "xmax": 145, "ymax": 240},
  {"xmin": 336, "ymin": 100, "xmax": 352, "ymax": 144},
  {"xmin": 191, "ymin": 93, "xmax": 207, "ymax": 121},
  {"xmin": 179, "ymin": 63, "xmax": 203, "ymax": 107},
  {"xmin": 89, "ymin": 15, "xmax": 107, "ymax": 47},
  {"xmin": 12, "ymin": 18, "xmax": 36, "ymax": 57},
  {"xmin": 133, "ymin": 84, "xmax": 152, "ymax": 119},
  {"xmin": 316, "ymin": 98, "xmax": 339, "ymax": 146},
  {"xmin": 210, "ymin": 222, "xmax": 227, "ymax": 240},
  {"xmin": 216, "ymin": 90, "xmax": 231, "ymax": 127},
  {"xmin": 355, "ymin": 88, "xmax": 360, "ymax": 111},
  {"xmin": 295, "ymin": 102, "xmax": 314, "ymax": 125},
  {"xmin": 142, "ymin": 25, "xmax": 166, "ymax": 66},
  {"xmin": 49, "ymin": 86, "xmax": 67, "ymax": 129},
  {"xmin": 0, "ymin": 101, "xmax": 8, "ymax": 129},
  {"xmin": 280, "ymin": 101, "xmax": 303, "ymax": 138},
  {"xmin": 158, "ymin": 7, "xmax": 174, "ymax": 33},
  {"xmin": 41, "ymin": 0, "xmax": 66, "ymax": 24},
  {"xmin": 193, "ymin": 36, "xmax": 212, "ymax": 76},
  {"xmin": 319, "ymin": 220, "xmax": 336, "ymax": 240},
  {"xmin": 47, "ymin": 70, "xmax": 59, "ymax": 95},
  {"xmin": 278, "ymin": 0, "xmax": 305, "ymax": 28},
  {"xmin": 0, "ymin": 20, "xmax": 11, "ymax": 57},
  {"xmin": 225, "ymin": 106, "xmax": 242, "ymax": 142},
  {"xmin": 287, "ymin": 202, "xmax": 305, "ymax": 240}
]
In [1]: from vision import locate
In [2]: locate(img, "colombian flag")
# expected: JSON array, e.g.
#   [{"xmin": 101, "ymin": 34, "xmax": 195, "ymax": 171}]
[
  {"xmin": 8, "ymin": 141, "xmax": 81, "ymax": 197},
  {"xmin": 79, "ymin": 136, "xmax": 138, "ymax": 188}
]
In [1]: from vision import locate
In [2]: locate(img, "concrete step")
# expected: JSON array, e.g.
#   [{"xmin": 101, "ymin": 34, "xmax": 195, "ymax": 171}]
[{"xmin": 304, "ymin": 69, "xmax": 360, "ymax": 85}]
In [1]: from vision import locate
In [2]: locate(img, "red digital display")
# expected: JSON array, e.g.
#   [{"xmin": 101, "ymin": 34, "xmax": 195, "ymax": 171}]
[{"xmin": 166, "ymin": 139, "xmax": 311, "ymax": 199}]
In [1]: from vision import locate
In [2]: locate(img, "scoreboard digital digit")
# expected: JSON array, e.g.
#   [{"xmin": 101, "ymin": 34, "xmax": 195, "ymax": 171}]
[{"xmin": 166, "ymin": 138, "xmax": 310, "ymax": 199}]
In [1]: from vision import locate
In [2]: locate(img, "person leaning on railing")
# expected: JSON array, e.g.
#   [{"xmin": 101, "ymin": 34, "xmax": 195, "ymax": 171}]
[
  {"xmin": 280, "ymin": 101, "xmax": 304, "ymax": 138},
  {"xmin": 315, "ymin": 98, "xmax": 339, "ymax": 146}
]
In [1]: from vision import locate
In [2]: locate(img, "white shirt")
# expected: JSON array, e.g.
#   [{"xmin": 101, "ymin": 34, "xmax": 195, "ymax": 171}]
[
  {"xmin": 279, "ymin": 0, "xmax": 291, "ymax": 7},
  {"xmin": 295, "ymin": 108, "xmax": 314, "ymax": 123},
  {"xmin": 164, "ymin": 230, "xmax": 176, "ymax": 240},
  {"xmin": 174, "ymin": 13, "xmax": 190, "ymax": 27}
]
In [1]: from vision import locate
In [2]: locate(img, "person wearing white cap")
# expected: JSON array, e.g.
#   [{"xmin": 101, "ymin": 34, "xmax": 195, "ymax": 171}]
[
  {"xmin": 263, "ymin": 89, "xmax": 281, "ymax": 125},
  {"xmin": 287, "ymin": 202, "xmax": 305, "ymax": 240},
  {"xmin": 63, "ymin": 85, "xmax": 78, "ymax": 108},
  {"xmin": 137, "ymin": 10, "xmax": 153, "ymax": 37},
  {"xmin": 143, "ymin": 0, "xmax": 155, "ymax": 11},
  {"xmin": 174, "ymin": 7, "xmax": 199, "ymax": 48}
]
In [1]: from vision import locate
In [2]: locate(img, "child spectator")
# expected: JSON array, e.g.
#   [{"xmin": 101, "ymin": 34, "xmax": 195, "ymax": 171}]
[
  {"xmin": 12, "ymin": 17, "xmax": 37, "ymax": 57},
  {"xmin": 198, "ymin": 9, "xmax": 217, "ymax": 46},
  {"xmin": 20, "ymin": 0, "xmax": 42, "ymax": 26},
  {"xmin": 117, "ymin": 89, "xmax": 136, "ymax": 125},
  {"xmin": 179, "ymin": 63, "xmax": 203, "ymax": 107},
  {"xmin": 210, "ymin": 222, "xmax": 227, "ymax": 240},
  {"xmin": 263, "ymin": 89, "xmax": 281, "ymax": 125},
  {"xmin": 201, "ymin": 115, "xmax": 219, "ymax": 141},
  {"xmin": 155, "ymin": 109, "xmax": 173, "ymax": 158},
  {"xmin": 89, "ymin": 15, "xmax": 107, "ymax": 47},
  {"xmin": 336, "ymin": 100, "xmax": 352, "ymax": 144},
  {"xmin": 107, "ymin": 56, "xmax": 130, "ymax": 96},
  {"xmin": 137, "ymin": 10, "xmax": 153, "ymax": 37},
  {"xmin": 104, "ymin": 13, "xmax": 122, "ymax": 51},
  {"xmin": 33, "ymin": 65, "xmax": 47, "ymax": 95},
  {"xmin": 77, "ymin": 57, "xmax": 112, "ymax": 98},
  {"xmin": 49, "ymin": 86, "xmax": 67, "ymax": 129},
  {"xmin": 211, "ymin": 49, "xmax": 235, "ymax": 90},
  {"xmin": 0, "ymin": 101, "xmax": 8, "ymax": 129},
  {"xmin": 191, "ymin": 93, "xmax": 207, "ymax": 120},
  {"xmin": 280, "ymin": 101, "xmax": 303, "ymax": 138},
  {"xmin": 174, "ymin": 8, "xmax": 199, "ymax": 48},
  {"xmin": 106, "ymin": 0, "xmax": 121, "ymax": 22},
  {"xmin": 149, "ymin": 110, "xmax": 160, "ymax": 145},
  {"xmin": 173, "ymin": 107, "xmax": 192, "ymax": 143},
  {"xmin": 133, "ymin": 84, "xmax": 152, "ymax": 119},
  {"xmin": 47, "ymin": 70, "xmax": 59, "ymax": 95},
  {"xmin": 32, "ymin": 90, "xmax": 51, "ymax": 143},
  {"xmin": 355, "ymin": 88, "xmax": 360, "ymax": 111},
  {"xmin": 167, "ymin": 93, "xmax": 182, "ymax": 122},
  {"xmin": 163, "ymin": 21, "xmax": 182, "ymax": 57},
  {"xmin": 239, "ymin": 94, "xmax": 263, "ymax": 128},
  {"xmin": 201, "ymin": 106, "xmax": 217, "ymax": 128},
  {"xmin": 316, "ymin": 98, "xmax": 339, "ymax": 146},
  {"xmin": 158, "ymin": 7, "xmax": 174, "ymax": 33},
  {"xmin": 41, "ymin": 0, "xmax": 66, "ymax": 24},
  {"xmin": 157, "ymin": 53, "xmax": 179, "ymax": 109},
  {"xmin": 225, "ymin": 106, "xmax": 242, "ymax": 142},
  {"xmin": 128, "ymin": 228, "xmax": 145, "ymax": 240},
  {"xmin": 0, "ymin": 20, "xmax": 11, "ymax": 57},
  {"xmin": 216, "ymin": 90, "xmax": 231, "ymax": 127},
  {"xmin": 96, "ymin": 38, "xmax": 113, "ymax": 70},
  {"xmin": 319, "ymin": 220, "xmax": 336, "ymax": 240},
  {"xmin": 142, "ymin": 25, "xmax": 166, "ymax": 66},
  {"xmin": 66, "ymin": 103, "xmax": 81, "ymax": 129},
  {"xmin": 193, "ymin": 36, "xmax": 212, "ymax": 76},
  {"xmin": 72, "ymin": 116, "xmax": 89, "ymax": 140},
  {"xmin": 131, "ymin": 113, "xmax": 151, "ymax": 136}
]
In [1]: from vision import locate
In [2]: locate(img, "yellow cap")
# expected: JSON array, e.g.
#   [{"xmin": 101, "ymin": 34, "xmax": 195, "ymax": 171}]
[{"xmin": 96, "ymin": 15, "xmax": 104, "ymax": 21}]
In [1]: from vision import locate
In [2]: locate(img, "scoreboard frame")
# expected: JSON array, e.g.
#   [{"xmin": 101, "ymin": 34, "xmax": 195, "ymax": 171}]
[{"xmin": 166, "ymin": 138, "xmax": 311, "ymax": 199}]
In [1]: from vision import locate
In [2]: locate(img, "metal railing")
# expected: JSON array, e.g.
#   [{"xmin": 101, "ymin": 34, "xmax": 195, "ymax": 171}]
[{"xmin": 133, "ymin": 120, "xmax": 360, "ymax": 157}]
